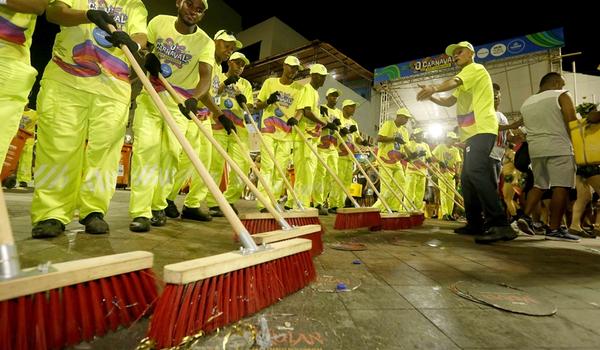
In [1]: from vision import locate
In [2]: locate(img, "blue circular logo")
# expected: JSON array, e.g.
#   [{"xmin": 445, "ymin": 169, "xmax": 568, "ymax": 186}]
[
  {"xmin": 274, "ymin": 108, "xmax": 284, "ymax": 117},
  {"xmin": 93, "ymin": 27, "xmax": 112, "ymax": 48},
  {"xmin": 224, "ymin": 99, "xmax": 234, "ymax": 109},
  {"xmin": 160, "ymin": 64, "xmax": 172, "ymax": 78},
  {"xmin": 507, "ymin": 39, "xmax": 525, "ymax": 54}
]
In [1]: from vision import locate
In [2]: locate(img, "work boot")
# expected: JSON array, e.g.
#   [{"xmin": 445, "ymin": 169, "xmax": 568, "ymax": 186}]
[
  {"xmin": 129, "ymin": 217, "xmax": 151, "ymax": 233},
  {"xmin": 165, "ymin": 199, "xmax": 180, "ymax": 218},
  {"xmin": 453, "ymin": 224, "xmax": 481, "ymax": 235},
  {"xmin": 328, "ymin": 207, "xmax": 338, "ymax": 214},
  {"xmin": 316, "ymin": 204, "xmax": 328, "ymax": 216},
  {"xmin": 475, "ymin": 225, "xmax": 518, "ymax": 244},
  {"xmin": 209, "ymin": 206, "xmax": 225, "ymax": 217},
  {"xmin": 80, "ymin": 212, "xmax": 109, "ymax": 234},
  {"xmin": 150, "ymin": 209, "xmax": 167, "ymax": 227},
  {"xmin": 31, "ymin": 219, "xmax": 65, "ymax": 238},
  {"xmin": 181, "ymin": 206, "xmax": 213, "ymax": 221}
]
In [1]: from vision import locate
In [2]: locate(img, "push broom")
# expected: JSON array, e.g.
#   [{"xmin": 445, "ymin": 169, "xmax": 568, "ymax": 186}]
[
  {"xmin": 291, "ymin": 122, "xmax": 381, "ymax": 230},
  {"xmin": 366, "ymin": 147, "xmax": 426, "ymax": 226},
  {"xmin": 238, "ymin": 102, "xmax": 323, "ymax": 238},
  {"xmin": 116, "ymin": 44, "xmax": 316, "ymax": 347},
  {"xmin": 406, "ymin": 158, "xmax": 465, "ymax": 212},
  {"xmin": 158, "ymin": 75, "xmax": 322, "ymax": 256},
  {"xmin": 0, "ymin": 187, "xmax": 157, "ymax": 350},
  {"xmin": 332, "ymin": 129, "xmax": 410, "ymax": 230}
]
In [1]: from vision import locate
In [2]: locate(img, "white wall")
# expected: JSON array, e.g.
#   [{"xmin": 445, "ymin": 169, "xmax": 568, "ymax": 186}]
[
  {"xmin": 236, "ymin": 17, "xmax": 309, "ymax": 59},
  {"xmin": 564, "ymin": 72, "xmax": 600, "ymax": 107}
]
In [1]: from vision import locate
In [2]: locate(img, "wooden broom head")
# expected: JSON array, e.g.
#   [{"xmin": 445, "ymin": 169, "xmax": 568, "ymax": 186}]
[
  {"xmin": 251, "ymin": 224, "xmax": 321, "ymax": 245},
  {"xmin": 239, "ymin": 209, "xmax": 318, "ymax": 220},
  {"xmin": 335, "ymin": 207, "xmax": 381, "ymax": 214},
  {"xmin": 163, "ymin": 239, "xmax": 312, "ymax": 285}
]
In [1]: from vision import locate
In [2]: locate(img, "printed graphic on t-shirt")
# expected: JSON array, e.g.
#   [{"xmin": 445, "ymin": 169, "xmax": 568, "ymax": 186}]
[
  {"xmin": 155, "ymin": 38, "xmax": 192, "ymax": 69},
  {"xmin": 0, "ymin": 16, "xmax": 26, "ymax": 45},
  {"xmin": 89, "ymin": 0, "xmax": 129, "ymax": 28},
  {"xmin": 53, "ymin": 40, "xmax": 129, "ymax": 81}
]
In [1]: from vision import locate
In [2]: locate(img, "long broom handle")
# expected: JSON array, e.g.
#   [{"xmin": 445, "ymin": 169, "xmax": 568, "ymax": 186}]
[
  {"xmin": 344, "ymin": 139, "xmax": 413, "ymax": 212},
  {"xmin": 0, "ymin": 185, "xmax": 21, "ymax": 279},
  {"xmin": 112, "ymin": 26, "xmax": 258, "ymax": 251},
  {"xmin": 292, "ymin": 124, "xmax": 361, "ymax": 208},
  {"xmin": 405, "ymin": 159, "xmax": 465, "ymax": 210},
  {"xmin": 334, "ymin": 132, "xmax": 393, "ymax": 213},
  {"xmin": 240, "ymin": 103, "xmax": 304, "ymax": 210},
  {"xmin": 0, "ymin": 188, "xmax": 13, "ymax": 246},
  {"xmin": 425, "ymin": 161, "xmax": 464, "ymax": 201},
  {"xmin": 365, "ymin": 147, "xmax": 420, "ymax": 212},
  {"xmin": 157, "ymin": 75, "xmax": 292, "ymax": 230}
]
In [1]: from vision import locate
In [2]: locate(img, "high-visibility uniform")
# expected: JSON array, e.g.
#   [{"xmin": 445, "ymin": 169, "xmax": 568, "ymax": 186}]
[
  {"xmin": 256, "ymin": 77, "xmax": 303, "ymax": 209},
  {"xmin": 373, "ymin": 120, "xmax": 409, "ymax": 212},
  {"xmin": 205, "ymin": 75, "xmax": 255, "ymax": 207},
  {"xmin": 404, "ymin": 140, "xmax": 432, "ymax": 211},
  {"xmin": 166, "ymin": 60, "xmax": 221, "ymax": 207},
  {"xmin": 290, "ymin": 83, "xmax": 325, "ymax": 208},
  {"xmin": 0, "ymin": 7, "xmax": 38, "ymax": 165},
  {"xmin": 432, "ymin": 143, "xmax": 462, "ymax": 216},
  {"xmin": 16, "ymin": 109, "xmax": 37, "ymax": 184},
  {"xmin": 312, "ymin": 104, "xmax": 342, "ymax": 207},
  {"xmin": 329, "ymin": 117, "xmax": 359, "ymax": 209},
  {"xmin": 31, "ymin": 0, "xmax": 147, "ymax": 225},
  {"xmin": 129, "ymin": 15, "xmax": 214, "ymax": 219}
]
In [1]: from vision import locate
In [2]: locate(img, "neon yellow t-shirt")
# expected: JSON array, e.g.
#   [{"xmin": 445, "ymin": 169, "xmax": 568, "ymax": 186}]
[
  {"xmin": 452, "ymin": 62, "xmax": 498, "ymax": 141},
  {"xmin": 405, "ymin": 140, "xmax": 432, "ymax": 172},
  {"xmin": 19, "ymin": 109, "xmax": 38, "ymax": 134},
  {"xmin": 377, "ymin": 120, "xmax": 408, "ymax": 168},
  {"xmin": 257, "ymin": 77, "xmax": 303, "ymax": 141},
  {"xmin": 42, "ymin": 0, "xmax": 147, "ymax": 103},
  {"xmin": 337, "ymin": 117, "xmax": 359, "ymax": 157},
  {"xmin": 317, "ymin": 105, "xmax": 342, "ymax": 151},
  {"xmin": 0, "ymin": 7, "xmax": 36, "ymax": 63},
  {"xmin": 213, "ymin": 74, "xmax": 254, "ymax": 136},
  {"xmin": 295, "ymin": 83, "xmax": 325, "ymax": 140},
  {"xmin": 432, "ymin": 144, "xmax": 462, "ymax": 171},
  {"xmin": 146, "ymin": 15, "xmax": 214, "ymax": 109}
]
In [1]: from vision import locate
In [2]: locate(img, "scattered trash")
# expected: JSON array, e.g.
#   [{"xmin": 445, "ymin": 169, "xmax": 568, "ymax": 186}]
[
  {"xmin": 37, "ymin": 261, "xmax": 52, "ymax": 273},
  {"xmin": 330, "ymin": 242, "xmax": 367, "ymax": 251},
  {"xmin": 389, "ymin": 238, "xmax": 419, "ymax": 247},
  {"xmin": 66, "ymin": 229, "xmax": 83, "ymax": 253},
  {"xmin": 426, "ymin": 239, "xmax": 442, "ymax": 247},
  {"xmin": 312, "ymin": 275, "xmax": 361, "ymax": 293},
  {"xmin": 255, "ymin": 316, "xmax": 272, "ymax": 350},
  {"xmin": 352, "ymin": 259, "xmax": 362, "ymax": 265},
  {"xmin": 450, "ymin": 281, "xmax": 557, "ymax": 316},
  {"xmin": 336, "ymin": 282, "xmax": 348, "ymax": 291}
]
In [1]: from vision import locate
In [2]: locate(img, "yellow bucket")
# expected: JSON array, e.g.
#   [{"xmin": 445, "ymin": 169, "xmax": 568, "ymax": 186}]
[
  {"xmin": 349, "ymin": 182, "xmax": 363, "ymax": 197},
  {"xmin": 569, "ymin": 119, "xmax": 600, "ymax": 165}
]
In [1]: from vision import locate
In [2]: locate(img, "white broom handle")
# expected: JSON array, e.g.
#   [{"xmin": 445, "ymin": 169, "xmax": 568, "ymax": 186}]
[
  {"xmin": 111, "ymin": 26, "xmax": 258, "ymax": 251},
  {"xmin": 241, "ymin": 103, "xmax": 304, "ymax": 209},
  {"xmin": 368, "ymin": 148, "xmax": 420, "ymax": 211},
  {"xmin": 0, "ymin": 188, "xmax": 14, "ymax": 245},
  {"xmin": 157, "ymin": 76, "xmax": 290, "ymax": 228},
  {"xmin": 424, "ymin": 161, "xmax": 465, "ymax": 203},
  {"xmin": 292, "ymin": 124, "xmax": 361, "ymax": 208},
  {"xmin": 335, "ymin": 132, "xmax": 392, "ymax": 213}
]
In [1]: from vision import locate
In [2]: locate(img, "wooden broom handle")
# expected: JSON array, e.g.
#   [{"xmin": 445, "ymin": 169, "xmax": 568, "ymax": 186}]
[
  {"xmin": 368, "ymin": 148, "xmax": 420, "ymax": 211},
  {"xmin": 111, "ymin": 25, "xmax": 258, "ymax": 251},
  {"xmin": 334, "ymin": 132, "xmax": 392, "ymax": 213},
  {"xmin": 0, "ymin": 188, "xmax": 14, "ymax": 245},
  {"xmin": 405, "ymin": 158, "xmax": 465, "ymax": 210},
  {"xmin": 344, "ymin": 139, "xmax": 413, "ymax": 212},
  {"xmin": 292, "ymin": 124, "xmax": 361, "ymax": 208},
  {"xmin": 240, "ymin": 103, "xmax": 304, "ymax": 209},
  {"xmin": 424, "ymin": 162, "xmax": 464, "ymax": 201},
  {"xmin": 157, "ymin": 75, "xmax": 289, "ymax": 225}
]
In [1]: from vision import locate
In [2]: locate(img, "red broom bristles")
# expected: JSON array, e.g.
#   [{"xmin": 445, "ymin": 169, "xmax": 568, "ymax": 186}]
[
  {"xmin": 334, "ymin": 211, "xmax": 381, "ymax": 230},
  {"xmin": 240, "ymin": 217, "xmax": 325, "ymax": 257},
  {"xmin": 147, "ymin": 250, "xmax": 316, "ymax": 348},
  {"xmin": 0, "ymin": 268, "xmax": 158, "ymax": 350}
]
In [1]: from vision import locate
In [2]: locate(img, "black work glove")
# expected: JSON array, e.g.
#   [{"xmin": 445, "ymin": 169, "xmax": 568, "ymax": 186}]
[
  {"xmin": 266, "ymin": 91, "xmax": 280, "ymax": 105},
  {"xmin": 439, "ymin": 162, "xmax": 448, "ymax": 169},
  {"xmin": 235, "ymin": 94, "xmax": 247, "ymax": 106},
  {"xmin": 86, "ymin": 9, "xmax": 117, "ymax": 34},
  {"xmin": 360, "ymin": 139, "xmax": 370, "ymax": 146},
  {"xmin": 349, "ymin": 125, "xmax": 358, "ymax": 133},
  {"xmin": 286, "ymin": 117, "xmax": 298, "ymax": 126},
  {"xmin": 394, "ymin": 135, "xmax": 405, "ymax": 144},
  {"xmin": 324, "ymin": 122, "xmax": 338, "ymax": 131},
  {"xmin": 319, "ymin": 105, "xmax": 329, "ymax": 116},
  {"xmin": 106, "ymin": 31, "xmax": 139, "ymax": 54},
  {"xmin": 417, "ymin": 150, "xmax": 427, "ymax": 158},
  {"xmin": 223, "ymin": 75, "xmax": 239, "ymax": 86},
  {"xmin": 339, "ymin": 127, "xmax": 350, "ymax": 136},
  {"xmin": 144, "ymin": 53, "xmax": 161, "ymax": 77},
  {"xmin": 178, "ymin": 97, "xmax": 198, "ymax": 119},
  {"xmin": 218, "ymin": 114, "xmax": 236, "ymax": 135},
  {"xmin": 332, "ymin": 118, "xmax": 342, "ymax": 126}
]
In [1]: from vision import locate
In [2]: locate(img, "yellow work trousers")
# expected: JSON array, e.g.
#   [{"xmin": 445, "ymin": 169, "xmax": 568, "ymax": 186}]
[
  {"xmin": 373, "ymin": 165, "xmax": 406, "ymax": 212},
  {"xmin": 31, "ymin": 79, "xmax": 128, "ymax": 224},
  {"xmin": 128, "ymin": 93, "xmax": 189, "ymax": 218},
  {"xmin": 205, "ymin": 132, "xmax": 250, "ymax": 207},
  {"xmin": 290, "ymin": 137, "xmax": 318, "ymax": 208},
  {"xmin": 257, "ymin": 135, "xmax": 292, "ymax": 209},
  {"xmin": 329, "ymin": 156, "xmax": 353, "ymax": 208},
  {"xmin": 16, "ymin": 139, "xmax": 34, "ymax": 183},
  {"xmin": 312, "ymin": 149, "xmax": 338, "ymax": 207},
  {"xmin": 438, "ymin": 172, "xmax": 456, "ymax": 216},
  {"xmin": 0, "ymin": 60, "xmax": 37, "ymax": 164},
  {"xmin": 405, "ymin": 169, "xmax": 427, "ymax": 211}
]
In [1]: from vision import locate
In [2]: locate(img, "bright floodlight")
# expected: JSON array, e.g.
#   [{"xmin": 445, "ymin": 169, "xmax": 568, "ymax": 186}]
[{"xmin": 427, "ymin": 124, "xmax": 443, "ymax": 138}]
